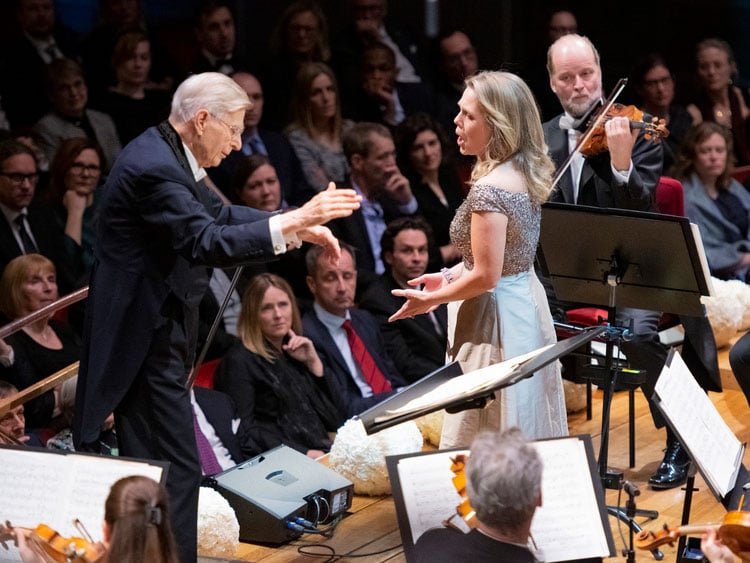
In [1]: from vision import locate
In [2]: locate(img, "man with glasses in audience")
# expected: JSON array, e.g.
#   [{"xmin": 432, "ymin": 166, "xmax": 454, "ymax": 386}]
[{"xmin": 0, "ymin": 139, "xmax": 75, "ymax": 293}]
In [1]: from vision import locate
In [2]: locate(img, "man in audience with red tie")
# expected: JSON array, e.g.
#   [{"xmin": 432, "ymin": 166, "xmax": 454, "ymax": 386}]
[{"xmin": 303, "ymin": 242, "xmax": 407, "ymax": 419}]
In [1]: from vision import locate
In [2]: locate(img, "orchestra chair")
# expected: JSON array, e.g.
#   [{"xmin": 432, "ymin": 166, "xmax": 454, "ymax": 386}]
[
  {"xmin": 732, "ymin": 164, "xmax": 750, "ymax": 186},
  {"xmin": 194, "ymin": 359, "xmax": 220, "ymax": 389}
]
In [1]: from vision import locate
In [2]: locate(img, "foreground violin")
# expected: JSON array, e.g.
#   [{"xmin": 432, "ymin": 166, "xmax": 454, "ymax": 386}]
[
  {"xmin": 635, "ymin": 511, "xmax": 750, "ymax": 560},
  {"xmin": 0, "ymin": 521, "xmax": 105, "ymax": 563},
  {"xmin": 445, "ymin": 453, "xmax": 478, "ymax": 529}
]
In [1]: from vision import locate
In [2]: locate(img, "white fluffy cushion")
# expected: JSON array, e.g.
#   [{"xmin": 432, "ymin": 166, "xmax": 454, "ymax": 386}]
[
  {"xmin": 197, "ymin": 486, "xmax": 240, "ymax": 558},
  {"xmin": 414, "ymin": 410, "xmax": 444, "ymax": 447},
  {"xmin": 328, "ymin": 418, "xmax": 423, "ymax": 495},
  {"xmin": 702, "ymin": 277, "xmax": 749, "ymax": 348}
]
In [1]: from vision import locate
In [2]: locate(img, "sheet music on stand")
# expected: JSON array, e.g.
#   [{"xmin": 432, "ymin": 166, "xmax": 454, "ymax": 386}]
[
  {"xmin": 0, "ymin": 446, "xmax": 166, "ymax": 563},
  {"xmin": 386, "ymin": 435, "xmax": 615, "ymax": 562},
  {"xmin": 653, "ymin": 349, "xmax": 744, "ymax": 499}
]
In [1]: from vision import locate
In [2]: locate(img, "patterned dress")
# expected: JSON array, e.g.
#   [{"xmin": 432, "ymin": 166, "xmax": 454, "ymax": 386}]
[{"xmin": 440, "ymin": 183, "xmax": 568, "ymax": 448}]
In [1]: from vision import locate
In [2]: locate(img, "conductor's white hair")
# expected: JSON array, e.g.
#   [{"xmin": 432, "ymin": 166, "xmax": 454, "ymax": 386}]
[{"xmin": 170, "ymin": 72, "xmax": 251, "ymax": 123}]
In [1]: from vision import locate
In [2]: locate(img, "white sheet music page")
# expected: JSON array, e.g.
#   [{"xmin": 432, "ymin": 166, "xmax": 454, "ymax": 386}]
[
  {"xmin": 0, "ymin": 448, "xmax": 164, "ymax": 562},
  {"xmin": 654, "ymin": 350, "xmax": 742, "ymax": 497},
  {"xmin": 530, "ymin": 438, "xmax": 611, "ymax": 562},
  {"xmin": 396, "ymin": 451, "xmax": 471, "ymax": 543}
]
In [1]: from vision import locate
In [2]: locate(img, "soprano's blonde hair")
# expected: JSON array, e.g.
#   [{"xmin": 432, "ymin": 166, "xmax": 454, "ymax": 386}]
[{"xmin": 465, "ymin": 71, "xmax": 555, "ymax": 205}]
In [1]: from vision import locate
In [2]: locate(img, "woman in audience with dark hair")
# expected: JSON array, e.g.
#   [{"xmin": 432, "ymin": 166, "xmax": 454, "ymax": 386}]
[
  {"xmin": 95, "ymin": 30, "xmax": 171, "ymax": 145},
  {"xmin": 673, "ymin": 121, "xmax": 750, "ymax": 280},
  {"xmin": 214, "ymin": 273, "xmax": 341, "ymax": 458},
  {"xmin": 395, "ymin": 113, "xmax": 463, "ymax": 266},
  {"xmin": 0, "ymin": 254, "xmax": 79, "ymax": 432},
  {"xmin": 632, "ymin": 53, "xmax": 695, "ymax": 172},
  {"xmin": 263, "ymin": 0, "xmax": 331, "ymax": 129},
  {"xmin": 15, "ymin": 475, "xmax": 178, "ymax": 563},
  {"xmin": 286, "ymin": 62, "xmax": 353, "ymax": 192},
  {"xmin": 48, "ymin": 137, "xmax": 104, "ymax": 281},
  {"xmin": 687, "ymin": 38, "xmax": 750, "ymax": 166}
]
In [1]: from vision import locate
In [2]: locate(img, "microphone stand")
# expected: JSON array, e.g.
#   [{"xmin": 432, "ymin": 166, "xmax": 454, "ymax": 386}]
[
  {"xmin": 184, "ymin": 266, "xmax": 244, "ymax": 389},
  {"xmin": 622, "ymin": 480, "xmax": 639, "ymax": 563}
]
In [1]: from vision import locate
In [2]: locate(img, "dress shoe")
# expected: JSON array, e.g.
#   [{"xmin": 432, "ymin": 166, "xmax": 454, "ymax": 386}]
[{"xmin": 648, "ymin": 440, "xmax": 690, "ymax": 489}]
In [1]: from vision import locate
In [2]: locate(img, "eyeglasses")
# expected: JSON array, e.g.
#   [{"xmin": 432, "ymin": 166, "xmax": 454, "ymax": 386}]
[
  {"xmin": 642, "ymin": 76, "xmax": 673, "ymax": 89},
  {"xmin": 70, "ymin": 163, "xmax": 101, "ymax": 174},
  {"xmin": 0, "ymin": 172, "xmax": 39, "ymax": 186},
  {"xmin": 210, "ymin": 113, "xmax": 244, "ymax": 139}
]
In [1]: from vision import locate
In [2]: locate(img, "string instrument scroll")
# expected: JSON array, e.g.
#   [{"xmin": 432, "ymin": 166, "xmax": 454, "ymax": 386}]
[
  {"xmin": 634, "ymin": 511, "xmax": 750, "ymax": 560},
  {"xmin": 444, "ymin": 453, "xmax": 478, "ymax": 530}
]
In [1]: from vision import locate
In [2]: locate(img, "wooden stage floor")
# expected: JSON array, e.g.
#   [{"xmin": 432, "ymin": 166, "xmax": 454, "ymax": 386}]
[{"xmin": 226, "ymin": 352, "xmax": 750, "ymax": 563}]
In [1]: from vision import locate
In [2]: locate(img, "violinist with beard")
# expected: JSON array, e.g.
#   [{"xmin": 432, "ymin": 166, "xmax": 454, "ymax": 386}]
[{"xmin": 542, "ymin": 34, "xmax": 721, "ymax": 491}]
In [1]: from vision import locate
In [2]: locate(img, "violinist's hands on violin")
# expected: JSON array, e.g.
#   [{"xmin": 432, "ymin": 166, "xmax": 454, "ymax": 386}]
[
  {"xmin": 14, "ymin": 528, "xmax": 44, "ymax": 563},
  {"xmin": 605, "ymin": 116, "xmax": 638, "ymax": 172},
  {"xmin": 701, "ymin": 528, "xmax": 736, "ymax": 563},
  {"xmin": 389, "ymin": 272, "xmax": 444, "ymax": 322}
]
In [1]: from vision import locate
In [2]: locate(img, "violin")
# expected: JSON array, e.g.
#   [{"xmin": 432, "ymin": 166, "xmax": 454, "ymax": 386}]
[
  {"xmin": 577, "ymin": 103, "xmax": 669, "ymax": 158},
  {"xmin": 635, "ymin": 511, "xmax": 750, "ymax": 560},
  {"xmin": 0, "ymin": 521, "xmax": 105, "ymax": 563},
  {"xmin": 445, "ymin": 453, "xmax": 478, "ymax": 529}
]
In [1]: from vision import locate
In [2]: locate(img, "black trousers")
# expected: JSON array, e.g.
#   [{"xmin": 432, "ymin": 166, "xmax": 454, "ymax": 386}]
[{"xmin": 115, "ymin": 316, "xmax": 200, "ymax": 563}]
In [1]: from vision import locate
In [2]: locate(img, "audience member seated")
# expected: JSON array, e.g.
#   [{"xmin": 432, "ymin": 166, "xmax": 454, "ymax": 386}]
[
  {"xmin": 329, "ymin": 122, "xmax": 420, "ymax": 290},
  {"xmin": 302, "ymin": 244, "xmax": 407, "ymax": 419},
  {"xmin": 190, "ymin": 0, "xmax": 249, "ymax": 76},
  {"xmin": 395, "ymin": 113, "xmax": 463, "ymax": 265},
  {"xmin": 191, "ymin": 386, "xmax": 257, "ymax": 476},
  {"xmin": 687, "ymin": 38, "xmax": 750, "ymax": 166},
  {"xmin": 343, "ymin": 41, "xmax": 435, "ymax": 128},
  {"xmin": 214, "ymin": 273, "xmax": 342, "ymax": 459},
  {"xmin": 33, "ymin": 58, "xmax": 122, "ymax": 171},
  {"xmin": 81, "ymin": 0, "xmax": 175, "ymax": 102},
  {"xmin": 208, "ymin": 72, "xmax": 314, "ymax": 206},
  {"xmin": 433, "ymin": 28, "xmax": 479, "ymax": 159},
  {"xmin": 11, "ymin": 130, "xmax": 51, "ymax": 198},
  {"xmin": 93, "ymin": 31, "xmax": 171, "ymax": 146},
  {"xmin": 47, "ymin": 137, "xmax": 104, "ymax": 283},
  {"xmin": 332, "ymin": 0, "xmax": 427, "ymax": 104},
  {"xmin": 0, "ymin": 380, "xmax": 42, "ymax": 445},
  {"xmin": 359, "ymin": 217, "xmax": 447, "ymax": 382},
  {"xmin": 632, "ymin": 53, "xmax": 695, "ymax": 172},
  {"xmin": 413, "ymin": 428, "xmax": 541, "ymax": 562},
  {"xmin": 523, "ymin": 8, "xmax": 579, "ymax": 122},
  {"xmin": 0, "ymin": 139, "xmax": 76, "ymax": 293},
  {"xmin": 286, "ymin": 62, "xmax": 353, "ymax": 192},
  {"xmin": 0, "ymin": 254, "xmax": 78, "ymax": 432},
  {"xmin": 0, "ymin": 0, "xmax": 80, "ymax": 129},
  {"xmin": 262, "ymin": 0, "xmax": 332, "ymax": 130},
  {"xmin": 14, "ymin": 475, "xmax": 179, "ymax": 563},
  {"xmin": 674, "ymin": 122, "xmax": 750, "ymax": 280}
]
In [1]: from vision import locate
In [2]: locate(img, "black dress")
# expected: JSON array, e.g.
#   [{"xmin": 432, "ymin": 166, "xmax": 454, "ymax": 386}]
[
  {"xmin": 214, "ymin": 342, "xmax": 343, "ymax": 456},
  {"xmin": 94, "ymin": 89, "xmax": 171, "ymax": 146},
  {"xmin": 1, "ymin": 320, "xmax": 80, "ymax": 429}
]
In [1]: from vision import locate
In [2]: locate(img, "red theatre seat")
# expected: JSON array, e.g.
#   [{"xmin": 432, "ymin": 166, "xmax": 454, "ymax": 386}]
[{"xmin": 194, "ymin": 359, "xmax": 220, "ymax": 389}]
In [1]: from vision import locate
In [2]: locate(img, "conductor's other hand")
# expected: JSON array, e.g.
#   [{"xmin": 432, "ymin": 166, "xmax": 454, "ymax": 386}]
[{"xmin": 280, "ymin": 182, "xmax": 361, "ymax": 238}]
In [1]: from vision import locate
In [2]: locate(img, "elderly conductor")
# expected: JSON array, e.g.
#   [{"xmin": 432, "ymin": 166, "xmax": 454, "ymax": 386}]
[{"xmin": 72, "ymin": 72, "xmax": 360, "ymax": 562}]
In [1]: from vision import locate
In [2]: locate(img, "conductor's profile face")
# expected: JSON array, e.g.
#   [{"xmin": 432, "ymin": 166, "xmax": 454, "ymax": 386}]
[{"xmin": 195, "ymin": 108, "xmax": 245, "ymax": 168}]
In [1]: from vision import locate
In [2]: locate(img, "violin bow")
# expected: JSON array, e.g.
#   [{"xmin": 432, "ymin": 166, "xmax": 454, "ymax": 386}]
[{"xmin": 550, "ymin": 77, "xmax": 629, "ymax": 191}]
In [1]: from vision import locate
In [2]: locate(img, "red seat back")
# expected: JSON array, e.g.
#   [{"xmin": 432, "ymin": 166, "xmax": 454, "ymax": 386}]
[
  {"xmin": 194, "ymin": 359, "xmax": 220, "ymax": 389},
  {"xmin": 655, "ymin": 176, "xmax": 684, "ymax": 216}
]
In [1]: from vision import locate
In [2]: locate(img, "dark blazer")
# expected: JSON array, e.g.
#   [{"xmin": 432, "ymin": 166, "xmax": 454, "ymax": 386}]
[
  {"xmin": 0, "ymin": 202, "xmax": 78, "ymax": 295},
  {"xmin": 0, "ymin": 32, "xmax": 79, "ymax": 129},
  {"xmin": 359, "ymin": 272, "xmax": 447, "ymax": 383},
  {"xmin": 543, "ymin": 114, "xmax": 663, "ymax": 211},
  {"xmin": 302, "ymin": 307, "xmax": 407, "ymax": 419},
  {"xmin": 208, "ymin": 128, "xmax": 316, "ymax": 206},
  {"xmin": 193, "ymin": 386, "xmax": 249, "ymax": 465},
  {"xmin": 342, "ymin": 82, "xmax": 437, "ymax": 127},
  {"xmin": 73, "ymin": 123, "xmax": 277, "ymax": 445}
]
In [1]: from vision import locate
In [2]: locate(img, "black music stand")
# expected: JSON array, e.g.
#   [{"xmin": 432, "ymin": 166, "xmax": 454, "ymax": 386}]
[{"xmin": 537, "ymin": 203, "xmax": 711, "ymax": 559}]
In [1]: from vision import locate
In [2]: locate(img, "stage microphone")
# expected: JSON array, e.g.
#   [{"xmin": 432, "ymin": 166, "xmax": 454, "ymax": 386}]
[{"xmin": 623, "ymin": 480, "xmax": 640, "ymax": 497}]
